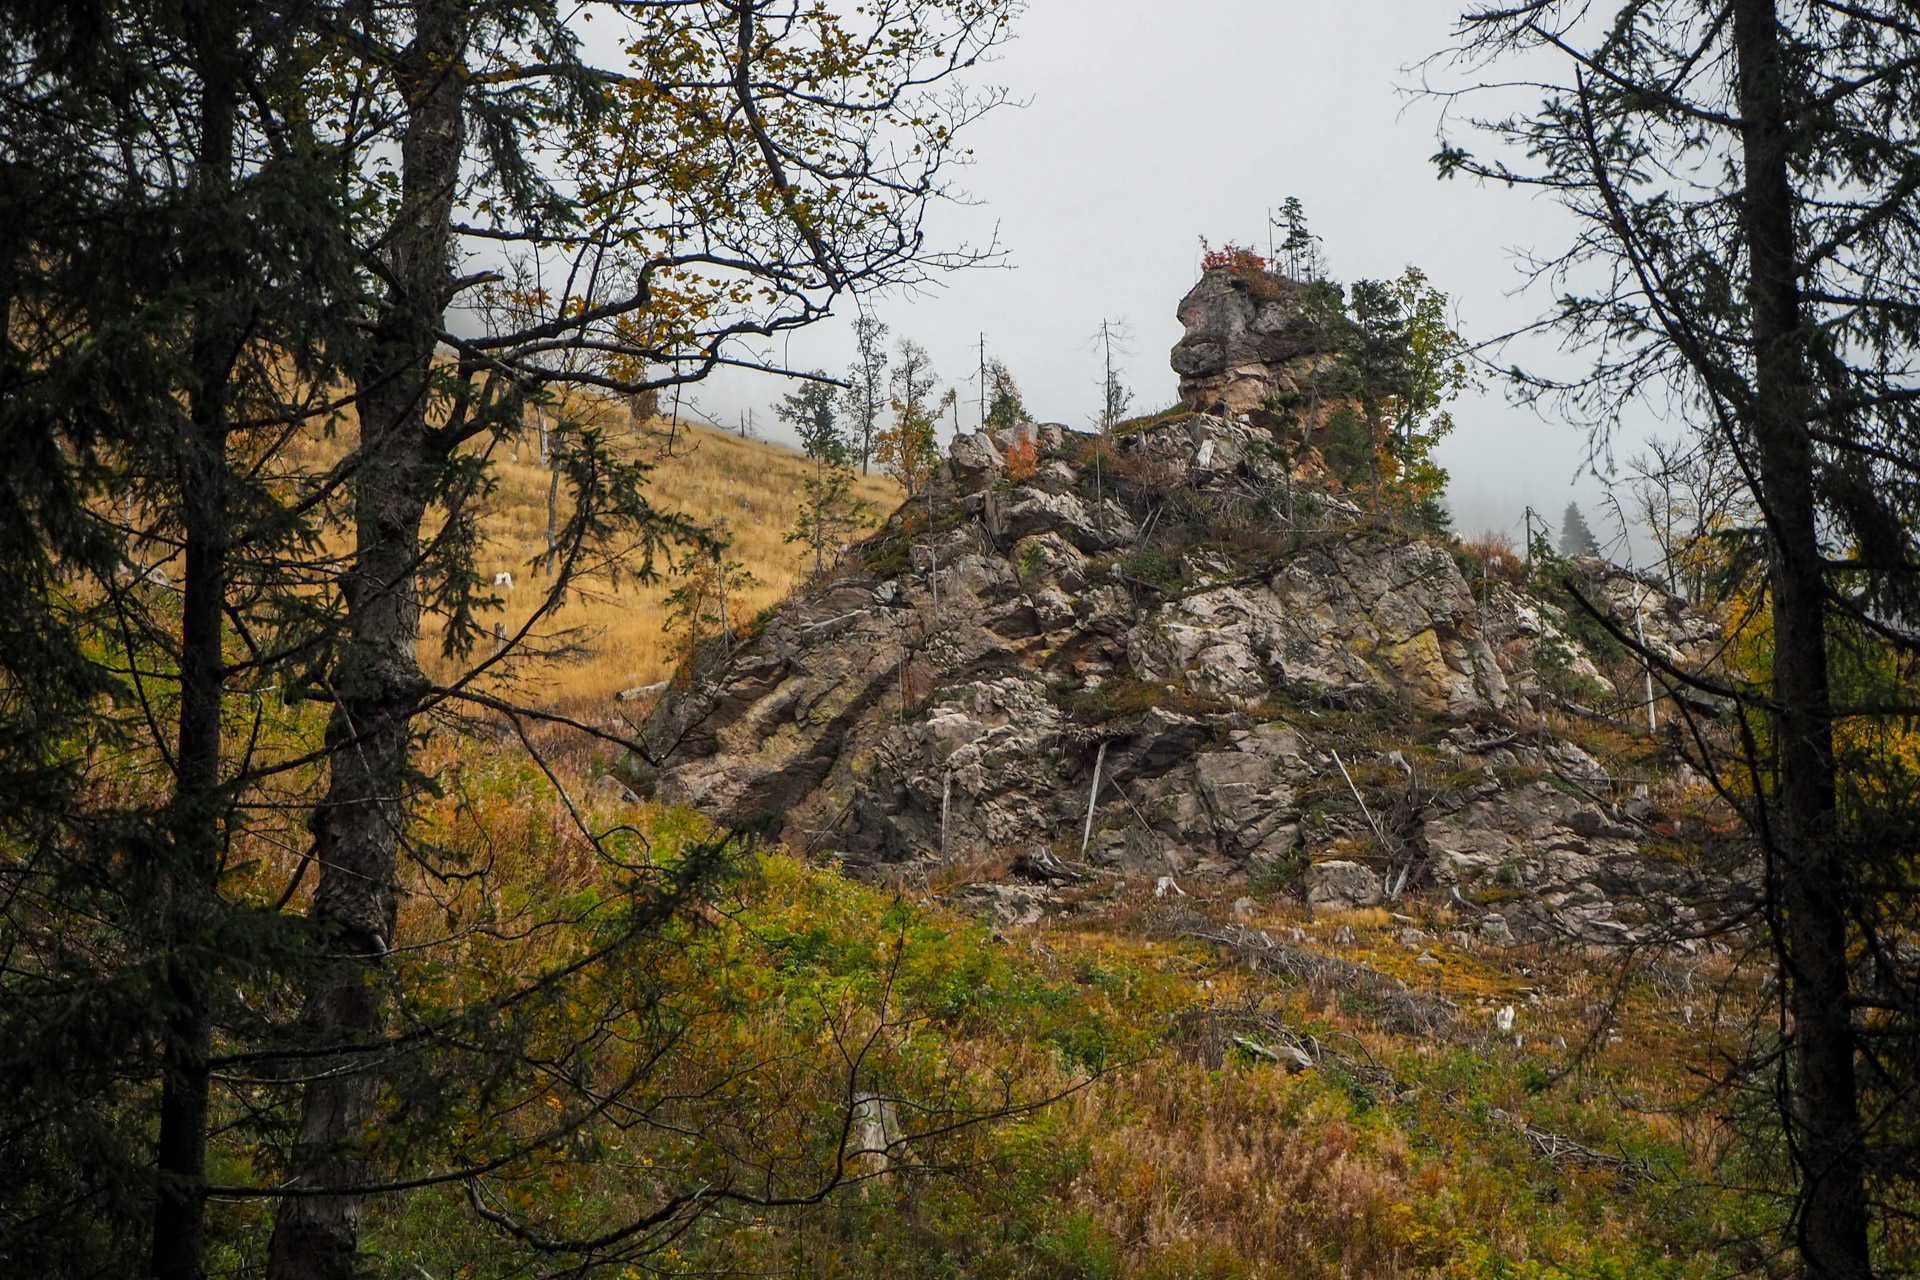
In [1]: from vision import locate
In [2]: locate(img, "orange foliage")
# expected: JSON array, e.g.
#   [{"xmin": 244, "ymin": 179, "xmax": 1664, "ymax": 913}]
[
  {"xmin": 1458, "ymin": 532, "xmax": 1525, "ymax": 585},
  {"xmin": 1199, "ymin": 238, "xmax": 1281, "ymax": 299},
  {"xmin": 1003, "ymin": 430, "xmax": 1038, "ymax": 480},
  {"xmin": 1200, "ymin": 239, "xmax": 1269, "ymax": 276}
]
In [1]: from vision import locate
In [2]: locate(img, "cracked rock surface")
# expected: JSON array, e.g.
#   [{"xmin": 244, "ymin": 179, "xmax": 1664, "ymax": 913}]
[{"xmin": 632, "ymin": 412, "xmax": 1726, "ymax": 947}]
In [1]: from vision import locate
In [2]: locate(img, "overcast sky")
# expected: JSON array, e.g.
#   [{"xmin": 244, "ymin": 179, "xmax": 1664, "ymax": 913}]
[{"xmin": 661, "ymin": 1, "xmax": 1658, "ymax": 555}]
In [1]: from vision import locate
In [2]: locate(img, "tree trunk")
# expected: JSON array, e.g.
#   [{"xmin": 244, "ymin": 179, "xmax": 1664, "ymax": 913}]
[
  {"xmin": 151, "ymin": 351, "xmax": 232, "ymax": 1280},
  {"xmin": 813, "ymin": 458, "xmax": 826, "ymax": 576},
  {"xmin": 1732, "ymin": 4, "xmax": 1870, "ymax": 1276},
  {"xmin": 151, "ymin": 9, "xmax": 238, "ymax": 1273},
  {"xmin": 265, "ymin": 4, "xmax": 464, "ymax": 1275},
  {"xmin": 547, "ymin": 439, "xmax": 561, "ymax": 577}
]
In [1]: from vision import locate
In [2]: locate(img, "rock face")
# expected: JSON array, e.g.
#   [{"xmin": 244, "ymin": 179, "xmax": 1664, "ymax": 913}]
[
  {"xmin": 1171, "ymin": 268, "xmax": 1341, "ymax": 417},
  {"xmin": 1421, "ymin": 779, "xmax": 1708, "ymax": 946},
  {"xmin": 1477, "ymin": 558, "xmax": 1726, "ymax": 710},
  {"xmin": 1129, "ymin": 535, "xmax": 1510, "ymax": 716},
  {"xmin": 639, "ymin": 414, "xmax": 1498, "ymax": 878},
  {"xmin": 1305, "ymin": 860, "xmax": 1383, "ymax": 912},
  {"xmin": 632, "ymin": 408, "xmax": 1725, "ymax": 946}
]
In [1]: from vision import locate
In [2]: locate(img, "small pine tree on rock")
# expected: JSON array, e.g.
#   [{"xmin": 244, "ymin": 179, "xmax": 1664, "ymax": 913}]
[
  {"xmin": 776, "ymin": 374, "xmax": 874, "ymax": 576},
  {"xmin": 983, "ymin": 358, "xmax": 1025, "ymax": 431},
  {"xmin": 1559, "ymin": 501, "xmax": 1601, "ymax": 556}
]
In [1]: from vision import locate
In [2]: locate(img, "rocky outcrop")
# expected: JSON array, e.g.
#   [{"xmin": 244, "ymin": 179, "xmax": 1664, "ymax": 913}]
[
  {"xmin": 1476, "ymin": 557, "xmax": 1728, "ymax": 713},
  {"xmin": 631, "ymin": 407, "xmax": 1726, "ymax": 948},
  {"xmin": 638, "ymin": 414, "xmax": 1501, "ymax": 875},
  {"xmin": 1129, "ymin": 535, "xmax": 1510, "ymax": 715},
  {"xmin": 1171, "ymin": 267, "xmax": 1341, "ymax": 417},
  {"xmin": 1421, "ymin": 778, "xmax": 1708, "ymax": 946}
]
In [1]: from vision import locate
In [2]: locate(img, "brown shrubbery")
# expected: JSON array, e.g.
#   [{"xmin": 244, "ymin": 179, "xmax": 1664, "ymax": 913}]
[
  {"xmin": 1456, "ymin": 530, "xmax": 1526, "ymax": 585},
  {"xmin": 1200, "ymin": 238, "xmax": 1286, "ymax": 300}
]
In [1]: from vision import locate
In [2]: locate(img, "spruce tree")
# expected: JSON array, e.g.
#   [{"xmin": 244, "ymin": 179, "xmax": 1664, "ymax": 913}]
[
  {"xmin": 0, "ymin": 4, "xmax": 363, "ymax": 1274},
  {"xmin": 0, "ymin": 2, "xmax": 1023, "ymax": 1277},
  {"xmin": 1439, "ymin": 4, "xmax": 1920, "ymax": 1271},
  {"xmin": 1558, "ymin": 502, "xmax": 1600, "ymax": 557},
  {"xmin": 984, "ymin": 358, "xmax": 1026, "ymax": 430}
]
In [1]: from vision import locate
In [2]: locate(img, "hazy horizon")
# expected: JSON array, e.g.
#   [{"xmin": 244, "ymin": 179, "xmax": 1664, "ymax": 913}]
[{"xmin": 588, "ymin": 1, "xmax": 1673, "ymax": 563}]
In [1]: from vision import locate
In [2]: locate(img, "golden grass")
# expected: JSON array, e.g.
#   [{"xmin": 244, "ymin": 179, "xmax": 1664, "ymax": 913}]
[
  {"xmin": 1069, "ymin": 1062, "xmax": 1428, "ymax": 1278},
  {"xmin": 458, "ymin": 416, "xmax": 901, "ymax": 713},
  {"xmin": 277, "ymin": 406, "xmax": 902, "ymax": 721},
  {"xmin": 367, "ymin": 730, "xmax": 1754, "ymax": 1280}
]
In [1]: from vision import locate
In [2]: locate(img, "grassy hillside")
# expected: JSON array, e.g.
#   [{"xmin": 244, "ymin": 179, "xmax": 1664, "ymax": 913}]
[
  {"xmin": 243, "ymin": 412, "xmax": 1769, "ymax": 1279},
  {"xmin": 348, "ymin": 749, "xmax": 1761, "ymax": 1280},
  {"xmin": 279, "ymin": 408, "xmax": 902, "ymax": 724},
  {"xmin": 466, "ymin": 416, "xmax": 900, "ymax": 712}
]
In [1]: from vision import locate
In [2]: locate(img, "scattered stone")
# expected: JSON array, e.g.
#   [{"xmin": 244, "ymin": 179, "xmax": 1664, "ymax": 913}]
[
  {"xmin": 945, "ymin": 883, "xmax": 1049, "ymax": 927},
  {"xmin": 1233, "ymin": 1035, "xmax": 1315, "ymax": 1074},
  {"xmin": 1306, "ymin": 860, "xmax": 1383, "ymax": 912},
  {"xmin": 590, "ymin": 773, "xmax": 641, "ymax": 805},
  {"xmin": 1415, "ymin": 950, "xmax": 1441, "ymax": 966}
]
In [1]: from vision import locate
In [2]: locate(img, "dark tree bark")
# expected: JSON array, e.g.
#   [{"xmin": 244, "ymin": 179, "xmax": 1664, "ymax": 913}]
[
  {"xmin": 151, "ymin": 6, "xmax": 241, "ymax": 1274},
  {"xmin": 265, "ymin": 4, "xmax": 464, "ymax": 1276},
  {"xmin": 1433, "ymin": 0, "xmax": 1920, "ymax": 1267},
  {"xmin": 1731, "ymin": 5, "xmax": 1869, "ymax": 1274}
]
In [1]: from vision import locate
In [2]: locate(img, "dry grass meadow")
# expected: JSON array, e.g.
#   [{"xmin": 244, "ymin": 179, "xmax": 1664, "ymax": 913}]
[
  {"xmin": 240, "ymin": 400, "xmax": 1751, "ymax": 1280},
  {"xmin": 473, "ymin": 414, "xmax": 899, "ymax": 708},
  {"xmin": 282, "ymin": 401, "xmax": 901, "ymax": 728}
]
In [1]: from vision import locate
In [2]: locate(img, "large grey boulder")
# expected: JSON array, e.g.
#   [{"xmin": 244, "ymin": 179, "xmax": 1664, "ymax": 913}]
[
  {"xmin": 1129, "ymin": 536, "xmax": 1509, "ymax": 715},
  {"xmin": 1306, "ymin": 860, "xmax": 1384, "ymax": 912},
  {"xmin": 1171, "ymin": 268, "xmax": 1342, "ymax": 417},
  {"xmin": 1420, "ymin": 780, "xmax": 1710, "ymax": 945},
  {"xmin": 948, "ymin": 431, "xmax": 1004, "ymax": 486},
  {"xmin": 1002, "ymin": 486, "xmax": 1134, "ymax": 552}
]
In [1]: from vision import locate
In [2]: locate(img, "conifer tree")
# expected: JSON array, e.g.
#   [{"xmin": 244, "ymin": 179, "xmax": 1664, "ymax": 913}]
[
  {"xmin": 1274, "ymin": 196, "xmax": 1323, "ymax": 281},
  {"xmin": 0, "ymin": 5, "xmax": 364, "ymax": 1275},
  {"xmin": 1310, "ymin": 265, "xmax": 1469, "ymax": 528},
  {"xmin": 984, "ymin": 358, "xmax": 1026, "ymax": 430},
  {"xmin": 778, "ymin": 375, "xmax": 873, "ymax": 575},
  {"xmin": 1558, "ymin": 502, "xmax": 1600, "ymax": 557},
  {"xmin": 0, "ymin": 2, "xmax": 1022, "ymax": 1277},
  {"xmin": 1439, "ymin": 5, "xmax": 1920, "ymax": 1272}
]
